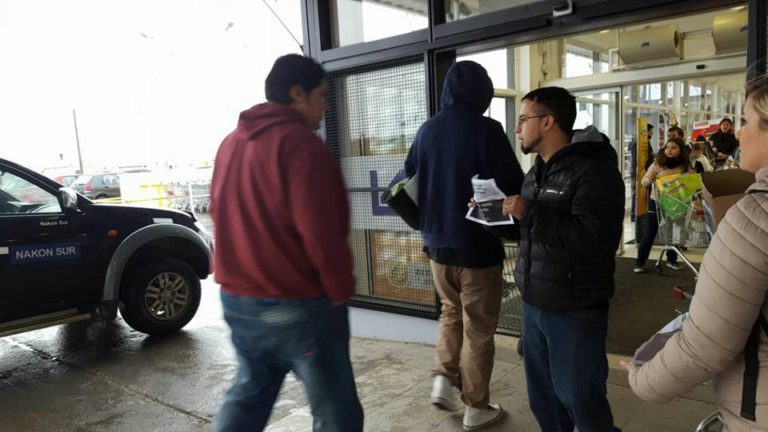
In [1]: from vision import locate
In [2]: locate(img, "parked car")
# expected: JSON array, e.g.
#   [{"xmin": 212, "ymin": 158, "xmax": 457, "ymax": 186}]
[
  {"xmin": 0, "ymin": 157, "xmax": 212, "ymax": 337},
  {"xmin": 53, "ymin": 174, "xmax": 78, "ymax": 187},
  {"xmin": 71, "ymin": 173, "xmax": 122, "ymax": 200}
]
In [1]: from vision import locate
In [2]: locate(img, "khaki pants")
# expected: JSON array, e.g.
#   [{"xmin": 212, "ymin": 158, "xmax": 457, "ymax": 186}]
[{"xmin": 430, "ymin": 261, "xmax": 503, "ymax": 407}]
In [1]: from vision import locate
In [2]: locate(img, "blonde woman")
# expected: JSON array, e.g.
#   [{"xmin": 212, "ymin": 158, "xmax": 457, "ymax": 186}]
[{"xmin": 622, "ymin": 76, "xmax": 768, "ymax": 431}]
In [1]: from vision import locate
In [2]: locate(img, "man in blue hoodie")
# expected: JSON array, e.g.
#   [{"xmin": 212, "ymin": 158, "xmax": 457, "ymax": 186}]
[{"xmin": 405, "ymin": 61, "xmax": 524, "ymax": 431}]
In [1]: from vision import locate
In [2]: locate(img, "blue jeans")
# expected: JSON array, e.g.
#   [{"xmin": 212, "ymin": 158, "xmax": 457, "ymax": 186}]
[
  {"xmin": 214, "ymin": 293, "xmax": 363, "ymax": 432},
  {"xmin": 636, "ymin": 199, "xmax": 678, "ymax": 266},
  {"xmin": 522, "ymin": 302, "xmax": 619, "ymax": 432}
]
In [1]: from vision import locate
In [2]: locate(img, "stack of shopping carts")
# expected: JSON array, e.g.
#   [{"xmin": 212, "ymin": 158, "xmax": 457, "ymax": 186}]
[{"xmin": 170, "ymin": 182, "xmax": 212, "ymax": 214}]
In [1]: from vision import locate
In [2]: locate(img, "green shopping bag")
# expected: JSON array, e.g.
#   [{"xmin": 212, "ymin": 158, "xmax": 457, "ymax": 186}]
[{"xmin": 655, "ymin": 173, "xmax": 702, "ymax": 222}]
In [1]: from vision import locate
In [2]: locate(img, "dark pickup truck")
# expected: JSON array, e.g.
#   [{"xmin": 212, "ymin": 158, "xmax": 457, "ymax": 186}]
[{"xmin": 0, "ymin": 157, "xmax": 212, "ymax": 337}]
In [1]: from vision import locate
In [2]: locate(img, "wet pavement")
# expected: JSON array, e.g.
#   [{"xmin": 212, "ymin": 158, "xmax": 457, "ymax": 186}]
[
  {"xmin": 0, "ymin": 279, "xmax": 719, "ymax": 432},
  {"xmin": 0, "ymin": 281, "xmax": 229, "ymax": 432}
]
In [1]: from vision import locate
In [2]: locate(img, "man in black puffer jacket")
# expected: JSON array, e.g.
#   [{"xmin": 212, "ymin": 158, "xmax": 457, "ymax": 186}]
[{"xmin": 502, "ymin": 87, "xmax": 624, "ymax": 432}]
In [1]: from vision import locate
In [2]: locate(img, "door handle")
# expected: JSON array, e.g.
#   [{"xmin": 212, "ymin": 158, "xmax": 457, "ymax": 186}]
[{"xmin": 552, "ymin": 0, "xmax": 573, "ymax": 18}]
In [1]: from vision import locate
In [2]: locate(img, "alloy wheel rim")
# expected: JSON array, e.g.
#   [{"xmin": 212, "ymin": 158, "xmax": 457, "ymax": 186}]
[{"xmin": 144, "ymin": 272, "xmax": 190, "ymax": 321}]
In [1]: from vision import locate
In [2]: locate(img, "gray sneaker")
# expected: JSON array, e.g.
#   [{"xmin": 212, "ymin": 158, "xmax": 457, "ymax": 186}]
[
  {"xmin": 633, "ymin": 265, "xmax": 646, "ymax": 273},
  {"xmin": 666, "ymin": 262, "xmax": 682, "ymax": 271},
  {"xmin": 430, "ymin": 375, "xmax": 454, "ymax": 410},
  {"xmin": 463, "ymin": 404, "xmax": 505, "ymax": 431}
]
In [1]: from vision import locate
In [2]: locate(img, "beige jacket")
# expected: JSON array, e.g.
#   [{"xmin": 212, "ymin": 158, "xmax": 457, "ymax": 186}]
[{"xmin": 629, "ymin": 168, "xmax": 767, "ymax": 432}]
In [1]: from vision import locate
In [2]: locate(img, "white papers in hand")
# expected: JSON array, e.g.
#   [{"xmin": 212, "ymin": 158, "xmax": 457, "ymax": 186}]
[
  {"xmin": 631, "ymin": 313, "xmax": 688, "ymax": 366},
  {"xmin": 465, "ymin": 175, "xmax": 515, "ymax": 226}
]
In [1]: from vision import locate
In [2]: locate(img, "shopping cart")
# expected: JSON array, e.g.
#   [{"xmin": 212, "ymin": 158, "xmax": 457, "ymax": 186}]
[
  {"xmin": 653, "ymin": 174, "xmax": 710, "ymax": 277},
  {"xmin": 169, "ymin": 181, "xmax": 212, "ymax": 213},
  {"xmin": 671, "ymin": 282, "xmax": 724, "ymax": 432},
  {"xmin": 499, "ymin": 242, "xmax": 522, "ymax": 335}
]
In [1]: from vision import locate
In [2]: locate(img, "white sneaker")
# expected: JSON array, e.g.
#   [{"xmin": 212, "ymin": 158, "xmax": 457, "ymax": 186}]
[
  {"xmin": 633, "ymin": 265, "xmax": 645, "ymax": 273},
  {"xmin": 666, "ymin": 262, "xmax": 681, "ymax": 271},
  {"xmin": 463, "ymin": 403, "xmax": 504, "ymax": 431},
  {"xmin": 430, "ymin": 375, "xmax": 454, "ymax": 410}
]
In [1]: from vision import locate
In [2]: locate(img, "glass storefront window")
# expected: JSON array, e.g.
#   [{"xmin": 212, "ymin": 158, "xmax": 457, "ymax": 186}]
[
  {"xmin": 720, "ymin": 91, "xmax": 735, "ymax": 114},
  {"xmin": 688, "ymin": 83, "xmax": 703, "ymax": 111},
  {"xmin": 459, "ymin": 49, "xmax": 509, "ymax": 89},
  {"xmin": 332, "ymin": 0, "xmax": 427, "ymax": 47},
  {"xmin": 325, "ymin": 61, "xmax": 432, "ymax": 313},
  {"xmin": 574, "ymin": 93, "xmax": 617, "ymax": 144},
  {"xmin": 330, "ymin": 63, "xmax": 426, "ymax": 158},
  {"xmin": 486, "ymin": 97, "xmax": 508, "ymax": 132},
  {"xmin": 623, "ymin": 75, "xmax": 745, "ymax": 147},
  {"xmin": 444, "ymin": 0, "xmax": 549, "ymax": 22},
  {"xmin": 564, "ymin": 45, "xmax": 609, "ymax": 78},
  {"xmin": 458, "ymin": 48, "xmax": 516, "ymax": 134},
  {"xmin": 638, "ymin": 83, "xmax": 663, "ymax": 105}
]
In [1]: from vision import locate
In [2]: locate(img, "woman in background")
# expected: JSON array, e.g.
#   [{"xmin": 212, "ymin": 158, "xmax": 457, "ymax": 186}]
[{"xmin": 633, "ymin": 137, "xmax": 689, "ymax": 273}]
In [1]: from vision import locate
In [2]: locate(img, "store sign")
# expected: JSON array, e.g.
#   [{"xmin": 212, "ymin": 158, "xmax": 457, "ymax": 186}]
[
  {"xmin": 341, "ymin": 155, "xmax": 413, "ymax": 231},
  {"xmin": 368, "ymin": 170, "xmax": 396, "ymax": 217}
]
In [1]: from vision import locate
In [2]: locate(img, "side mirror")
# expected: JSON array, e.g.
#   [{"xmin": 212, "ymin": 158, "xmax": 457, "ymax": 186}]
[{"xmin": 59, "ymin": 187, "xmax": 78, "ymax": 211}]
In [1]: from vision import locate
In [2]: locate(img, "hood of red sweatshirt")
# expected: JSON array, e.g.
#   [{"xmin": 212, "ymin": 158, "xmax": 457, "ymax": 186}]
[{"xmin": 236, "ymin": 103, "xmax": 308, "ymax": 138}]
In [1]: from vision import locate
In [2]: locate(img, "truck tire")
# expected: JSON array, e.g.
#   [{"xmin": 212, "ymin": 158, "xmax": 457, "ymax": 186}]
[{"xmin": 119, "ymin": 258, "xmax": 201, "ymax": 335}]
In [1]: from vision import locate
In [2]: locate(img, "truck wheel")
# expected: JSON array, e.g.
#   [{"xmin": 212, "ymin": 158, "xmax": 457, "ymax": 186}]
[{"xmin": 119, "ymin": 259, "xmax": 201, "ymax": 335}]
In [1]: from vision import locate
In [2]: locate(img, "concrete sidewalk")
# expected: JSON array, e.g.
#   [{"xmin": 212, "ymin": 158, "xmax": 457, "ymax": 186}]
[
  {"xmin": 0, "ymin": 282, "xmax": 718, "ymax": 432},
  {"xmin": 266, "ymin": 336, "xmax": 718, "ymax": 432}
]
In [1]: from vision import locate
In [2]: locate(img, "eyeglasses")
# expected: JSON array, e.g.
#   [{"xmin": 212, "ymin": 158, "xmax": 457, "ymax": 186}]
[{"xmin": 516, "ymin": 114, "xmax": 549, "ymax": 127}]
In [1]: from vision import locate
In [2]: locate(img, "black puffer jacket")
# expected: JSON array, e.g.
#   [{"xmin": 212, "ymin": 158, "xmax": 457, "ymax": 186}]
[{"xmin": 514, "ymin": 126, "xmax": 625, "ymax": 312}]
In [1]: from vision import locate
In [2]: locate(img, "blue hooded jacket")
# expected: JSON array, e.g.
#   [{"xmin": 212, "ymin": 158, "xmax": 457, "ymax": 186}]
[{"xmin": 405, "ymin": 61, "xmax": 524, "ymax": 267}]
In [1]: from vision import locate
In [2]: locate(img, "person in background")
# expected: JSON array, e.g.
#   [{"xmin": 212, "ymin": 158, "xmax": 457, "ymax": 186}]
[
  {"xmin": 730, "ymin": 118, "xmax": 747, "ymax": 167},
  {"xmin": 623, "ymin": 74, "xmax": 768, "ymax": 432},
  {"xmin": 405, "ymin": 60, "xmax": 524, "ymax": 431},
  {"xmin": 634, "ymin": 137, "xmax": 690, "ymax": 273},
  {"xmin": 630, "ymin": 123, "xmax": 655, "ymax": 222},
  {"xmin": 690, "ymin": 141, "xmax": 714, "ymax": 173},
  {"xmin": 210, "ymin": 54, "xmax": 363, "ymax": 432},
  {"xmin": 667, "ymin": 125, "xmax": 685, "ymax": 143},
  {"xmin": 710, "ymin": 117, "xmax": 740, "ymax": 164}
]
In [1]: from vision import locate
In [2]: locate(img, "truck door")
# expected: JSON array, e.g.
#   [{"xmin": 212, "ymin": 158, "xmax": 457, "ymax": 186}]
[{"xmin": 0, "ymin": 164, "xmax": 97, "ymax": 321}]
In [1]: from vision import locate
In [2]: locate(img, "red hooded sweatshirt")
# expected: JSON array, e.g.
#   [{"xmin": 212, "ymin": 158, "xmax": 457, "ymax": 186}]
[{"xmin": 210, "ymin": 103, "xmax": 355, "ymax": 302}]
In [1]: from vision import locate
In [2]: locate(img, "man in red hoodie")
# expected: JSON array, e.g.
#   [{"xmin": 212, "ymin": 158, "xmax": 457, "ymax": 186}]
[{"xmin": 210, "ymin": 54, "xmax": 363, "ymax": 432}]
